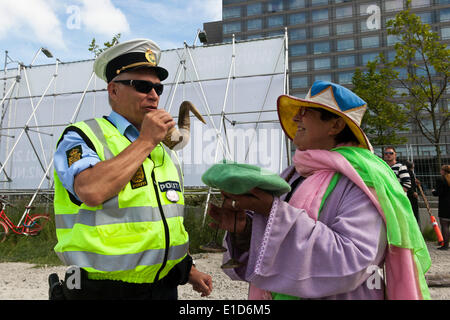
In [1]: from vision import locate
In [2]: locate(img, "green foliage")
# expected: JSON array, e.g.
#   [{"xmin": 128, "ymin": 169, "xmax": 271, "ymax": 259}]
[
  {"xmin": 384, "ymin": 0, "xmax": 450, "ymax": 166},
  {"xmin": 352, "ymin": 58, "xmax": 409, "ymax": 146},
  {"xmin": 88, "ymin": 33, "xmax": 121, "ymax": 57}
]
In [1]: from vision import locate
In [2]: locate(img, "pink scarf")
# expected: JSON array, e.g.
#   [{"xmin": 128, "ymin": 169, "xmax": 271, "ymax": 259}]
[{"xmin": 250, "ymin": 149, "xmax": 423, "ymax": 300}]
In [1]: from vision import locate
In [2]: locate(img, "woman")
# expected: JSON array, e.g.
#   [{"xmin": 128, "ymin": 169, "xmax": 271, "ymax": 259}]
[
  {"xmin": 207, "ymin": 81, "xmax": 430, "ymax": 300},
  {"xmin": 432, "ymin": 165, "xmax": 450, "ymax": 250}
]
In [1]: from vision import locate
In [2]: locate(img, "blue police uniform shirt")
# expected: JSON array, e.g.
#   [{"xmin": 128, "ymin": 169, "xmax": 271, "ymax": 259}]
[{"xmin": 54, "ymin": 111, "xmax": 140, "ymax": 201}]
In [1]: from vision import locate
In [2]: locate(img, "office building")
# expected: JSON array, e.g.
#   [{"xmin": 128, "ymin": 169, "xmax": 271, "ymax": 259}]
[{"xmin": 203, "ymin": 0, "xmax": 450, "ymax": 145}]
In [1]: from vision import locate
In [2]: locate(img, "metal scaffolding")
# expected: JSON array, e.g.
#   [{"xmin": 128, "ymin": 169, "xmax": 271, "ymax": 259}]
[{"xmin": 0, "ymin": 35, "xmax": 289, "ymax": 213}]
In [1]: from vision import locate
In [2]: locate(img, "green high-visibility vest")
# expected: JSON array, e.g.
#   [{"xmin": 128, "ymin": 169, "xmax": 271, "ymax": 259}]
[{"xmin": 53, "ymin": 118, "xmax": 189, "ymax": 284}]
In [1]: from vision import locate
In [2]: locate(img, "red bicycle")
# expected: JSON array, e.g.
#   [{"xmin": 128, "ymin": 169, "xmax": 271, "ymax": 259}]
[{"xmin": 0, "ymin": 197, "xmax": 50, "ymax": 242}]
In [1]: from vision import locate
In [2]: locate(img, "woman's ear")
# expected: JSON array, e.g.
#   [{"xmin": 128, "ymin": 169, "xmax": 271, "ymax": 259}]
[{"xmin": 328, "ymin": 117, "xmax": 346, "ymax": 136}]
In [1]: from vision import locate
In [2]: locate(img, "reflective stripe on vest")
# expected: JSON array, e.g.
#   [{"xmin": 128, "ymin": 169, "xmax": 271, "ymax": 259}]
[
  {"xmin": 56, "ymin": 242, "xmax": 189, "ymax": 272},
  {"xmin": 53, "ymin": 118, "xmax": 188, "ymax": 283}
]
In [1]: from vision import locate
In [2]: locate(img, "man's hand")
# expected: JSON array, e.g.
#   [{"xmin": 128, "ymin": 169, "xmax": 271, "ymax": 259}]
[
  {"xmin": 138, "ymin": 109, "xmax": 175, "ymax": 147},
  {"xmin": 188, "ymin": 266, "xmax": 213, "ymax": 297}
]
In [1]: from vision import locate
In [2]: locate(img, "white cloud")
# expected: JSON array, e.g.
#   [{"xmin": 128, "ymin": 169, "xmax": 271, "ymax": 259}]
[
  {"xmin": 0, "ymin": 0, "xmax": 65, "ymax": 49},
  {"xmin": 78, "ymin": 0, "xmax": 130, "ymax": 36}
]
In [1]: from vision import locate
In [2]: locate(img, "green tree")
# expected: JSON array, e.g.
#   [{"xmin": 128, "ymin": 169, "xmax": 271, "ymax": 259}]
[
  {"xmin": 88, "ymin": 33, "xmax": 121, "ymax": 57},
  {"xmin": 352, "ymin": 58, "xmax": 408, "ymax": 146},
  {"xmin": 384, "ymin": 0, "xmax": 450, "ymax": 167}
]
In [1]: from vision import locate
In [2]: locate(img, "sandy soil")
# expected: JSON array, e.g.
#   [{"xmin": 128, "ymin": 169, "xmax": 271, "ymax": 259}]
[{"xmin": 1, "ymin": 242, "xmax": 449, "ymax": 300}]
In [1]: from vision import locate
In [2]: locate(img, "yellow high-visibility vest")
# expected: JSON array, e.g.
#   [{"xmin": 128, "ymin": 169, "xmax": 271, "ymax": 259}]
[{"xmin": 53, "ymin": 118, "xmax": 189, "ymax": 284}]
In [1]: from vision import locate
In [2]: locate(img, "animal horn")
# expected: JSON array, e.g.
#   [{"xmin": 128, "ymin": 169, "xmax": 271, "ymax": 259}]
[{"xmin": 162, "ymin": 101, "xmax": 206, "ymax": 150}]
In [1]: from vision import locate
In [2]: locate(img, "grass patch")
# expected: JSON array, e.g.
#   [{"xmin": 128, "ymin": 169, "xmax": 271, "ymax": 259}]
[
  {"xmin": 0, "ymin": 192, "xmax": 224, "ymax": 264},
  {"xmin": 0, "ymin": 202, "xmax": 61, "ymax": 266}
]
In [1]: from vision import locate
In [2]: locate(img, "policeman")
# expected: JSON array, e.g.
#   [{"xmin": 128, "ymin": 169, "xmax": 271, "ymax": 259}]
[{"xmin": 51, "ymin": 39, "xmax": 212, "ymax": 299}]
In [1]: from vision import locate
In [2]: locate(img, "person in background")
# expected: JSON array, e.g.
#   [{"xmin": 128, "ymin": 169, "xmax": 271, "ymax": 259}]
[
  {"xmin": 405, "ymin": 160, "xmax": 420, "ymax": 226},
  {"xmin": 383, "ymin": 146, "xmax": 411, "ymax": 193},
  {"xmin": 432, "ymin": 165, "xmax": 450, "ymax": 250}
]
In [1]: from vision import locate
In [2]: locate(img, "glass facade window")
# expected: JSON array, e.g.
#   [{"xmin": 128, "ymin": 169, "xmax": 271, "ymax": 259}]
[
  {"xmin": 361, "ymin": 52, "xmax": 380, "ymax": 65},
  {"xmin": 338, "ymin": 71, "xmax": 354, "ymax": 84},
  {"xmin": 312, "ymin": 9, "xmax": 329, "ymax": 22},
  {"xmin": 247, "ymin": 3, "xmax": 262, "ymax": 16},
  {"xmin": 337, "ymin": 38, "xmax": 354, "ymax": 51},
  {"xmin": 440, "ymin": 8, "xmax": 450, "ymax": 22},
  {"xmin": 314, "ymin": 74, "xmax": 332, "ymax": 82},
  {"xmin": 289, "ymin": 12, "xmax": 306, "ymax": 25},
  {"xmin": 337, "ymin": 55, "xmax": 356, "ymax": 68},
  {"xmin": 311, "ymin": 0, "xmax": 328, "ymax": 6},
  {"xmin": 289, "ymin": 0, "xmax": 305, "ymax": 9},
  {"xmin": 336, "ymin": 5, "xmax": 353, "ymax": 19},
  {"xmin": 313, "ymin": 25, "xmax": 329, "ymax": 38},
  {"xmin": 442, "ymin": 27, "xmax": 450, "ymax": 40},
  {"xmin": 360, "ymin": 3, "xmax": 379, "ymax": 16},
  {"xmin": 290, "ymin": 44, "xmax": 308, "ymax": 56},
  {"xmin": 268, "ymin": 15, "xmax": 284, "ymax": 28},
  {"xmin": 289, "ymin": 28, "xmax": 307, "ymax": 41},
  {"xmin": 291, "ymin": 60, "xmax": 308, "ymax": 72},
  {"xmin": 313, "ymin": 41, "xmax": 331, "ymax": 54},
  {"xmin": 314, "ymin": 57, "xmax": 331, "ymax": 70},
  {"xmin": 360, "ymin": 20, "xmax": 369, "ymax": 32},
  {"xmin": 336, "ymin": 22, "xmax": 354, "ymax": 35},
  {"xmin": 291, "ymin": 76, "xmax": 309, "ymax": 88},
  {"xmin": 268, "ymin": 29, "xmax": 284, "ymax": 36},
  {"xmin": 385, "ymin": 0, "xmax": 403, "ymax": 12},
  {"xmin": 247, "ymin": 33, "xmax": 263, "ymax": 40},
  {"xmin": 439, "ymin": 0, "xmax": 450, "ymax": 4},
  {"xmin": 394, "ymin": 68, "xmax": 408, "ymax": 79},
  {"xmin": 223, "ymin": 6, "xmax": 241, "ymax": 19},
  {"xmin": 417, "ymin": 12, "xmax": 433, "ymax": 25},
  {"xmin": 387, "ymin": 34, "xmax": 401, "ymax": 46},
  {"xmin": 223, "ymin": 21, "xmax": 241, "ymax": 34},
  {"xmin": 411, "ymin": 0, "xmax": 430, "ymax": 7},
  {"xmin": 268, "ymin": 0, "xmax": 284, "ymax": 12},
  {"xmin": 361, "ymin": 35, "xmax": 380, "ymax": 48},
  {"xmin": 247, "ymin": 19, "xmax": 262, "ymax": 30},
  {"xmin": 387, "ymin": 50, "xmax": 396, "ymax": 62}
]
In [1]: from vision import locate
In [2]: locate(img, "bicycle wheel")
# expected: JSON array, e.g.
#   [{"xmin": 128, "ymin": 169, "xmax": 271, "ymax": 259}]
[
  {"xmin": 28, "ymin": 214, "xmax": 50, "ymax": 235},
  {"xmin": 0, "ymin": 221, "xmax": 8, "ymax": 242}
]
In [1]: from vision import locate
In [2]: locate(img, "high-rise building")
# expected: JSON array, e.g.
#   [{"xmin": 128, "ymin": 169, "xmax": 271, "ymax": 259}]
[{"xmin": 203, "ymin": 0, "xmax": 450, "ymax": 145}]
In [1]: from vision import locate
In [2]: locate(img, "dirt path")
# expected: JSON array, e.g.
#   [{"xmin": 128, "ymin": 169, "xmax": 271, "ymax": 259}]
[{"xmin": 1, "ymin": 243, "xmax": 449, "ymax": 300}]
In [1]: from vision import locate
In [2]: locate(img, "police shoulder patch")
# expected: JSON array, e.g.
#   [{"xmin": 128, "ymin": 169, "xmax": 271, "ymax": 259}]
[
  {"xmin": 130, "ymin": 165, "xmax": 148, "ymax": 189},
  {"xmin": 66, "ymin": 145, "xmax": 82, "ymax": 167}
]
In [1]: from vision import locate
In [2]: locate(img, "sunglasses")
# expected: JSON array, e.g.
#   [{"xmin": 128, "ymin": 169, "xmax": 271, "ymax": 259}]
[
  {"xmin": 384, "ymin": 152, "xmax": 394, "ymax": 155},
  {"xmin": 114, "ymin": 80, "xmax": 164, "ymax": 96}
]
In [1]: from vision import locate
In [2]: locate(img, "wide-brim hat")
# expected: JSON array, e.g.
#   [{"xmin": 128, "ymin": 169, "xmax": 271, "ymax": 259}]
[
  {"xmin": 277, "ymin": 80, "xmax": 372, "ymax": 150},
  {"xmin": 93, "ymin": 38, "xmax": 169, "ymax": 83}
]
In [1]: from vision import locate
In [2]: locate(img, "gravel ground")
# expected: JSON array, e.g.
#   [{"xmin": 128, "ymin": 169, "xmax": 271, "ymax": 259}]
[{"xmin": 0, "ymin": 242, "xmax": 449, "ymax": 300}]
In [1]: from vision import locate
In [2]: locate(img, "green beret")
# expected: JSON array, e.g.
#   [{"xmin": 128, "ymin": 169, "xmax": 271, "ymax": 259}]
[{"xmin": 201, "ymin": 161, "xmax": 291, "ymax": 196}]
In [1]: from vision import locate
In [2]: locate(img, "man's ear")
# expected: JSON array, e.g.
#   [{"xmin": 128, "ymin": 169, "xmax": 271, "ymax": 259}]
[
  {"xmin": 328, "ymin": 117, "xmax": 346, "ymax": 136},
  {"xmin": 107, "ymin": 81, "xmax": 118, "ymax": 100}
]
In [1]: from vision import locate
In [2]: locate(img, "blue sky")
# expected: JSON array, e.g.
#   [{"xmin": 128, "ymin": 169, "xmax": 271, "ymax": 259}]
[{"xmin": 0, "ymin": 0, "xmax": 222, "ymax": 67}]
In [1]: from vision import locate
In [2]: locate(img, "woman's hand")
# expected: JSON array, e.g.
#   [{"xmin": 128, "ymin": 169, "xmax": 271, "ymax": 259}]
[
  {"xmin": 221, "ymin": 188, "xmax": 274, "ymax": 217},
  {"xmin": 207, "ymin": 203, "xmax": 247, "ymax": 233},
  {"xmin": 207, "ymin": 188, "xmax": 274, "ymax": 234}
]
